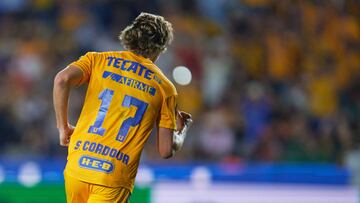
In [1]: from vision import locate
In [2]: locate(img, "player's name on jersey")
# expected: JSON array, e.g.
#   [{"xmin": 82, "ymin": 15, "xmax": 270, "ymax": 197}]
[
  {"xmin": 74, "ymin": 140, "xmax": 130, "ymax": 166},
  {"xmin": 106, "ymin": 56, "xmax": 154, "ymax": 80},
  {"xmin": 103, "ymin": 71, "xmax": 156, "ymax": 96}
]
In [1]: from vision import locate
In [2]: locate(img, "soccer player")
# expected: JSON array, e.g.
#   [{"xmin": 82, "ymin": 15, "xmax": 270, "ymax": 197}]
[{"xmin": 53, "ymin": 13, "xmax": 192, "ymax": 203}]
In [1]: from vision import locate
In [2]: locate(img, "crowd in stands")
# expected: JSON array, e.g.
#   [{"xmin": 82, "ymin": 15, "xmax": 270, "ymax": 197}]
[{"xmin": 0, "ymin": 0, "xmax": 358, "ymax": 164}]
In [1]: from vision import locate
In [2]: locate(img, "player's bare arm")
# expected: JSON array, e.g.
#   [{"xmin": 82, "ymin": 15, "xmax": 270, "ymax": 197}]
[
  {"xmin": 157, "ymin": 111, "xmax": 192, "ymax": 159},
  {"xmin": 53, "ymin": 65, "xmax": 84, "ymax": 146}
]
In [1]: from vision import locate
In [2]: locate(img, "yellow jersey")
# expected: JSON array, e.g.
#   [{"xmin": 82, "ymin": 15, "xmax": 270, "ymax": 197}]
[{"xmin": 64, "ymin": 51, "xmax": 177, "ymax": 192}]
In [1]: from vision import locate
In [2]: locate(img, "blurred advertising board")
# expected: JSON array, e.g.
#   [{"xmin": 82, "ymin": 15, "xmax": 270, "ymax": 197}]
[{"xmin": 0, "ymin": 159, "xmax": 358, "ymax": 203}]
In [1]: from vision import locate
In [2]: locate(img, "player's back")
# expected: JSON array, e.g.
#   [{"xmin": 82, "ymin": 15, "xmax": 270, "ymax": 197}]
[{"xmin": 64, "ymin": 51, "xmax": 177, "ymax": 191}]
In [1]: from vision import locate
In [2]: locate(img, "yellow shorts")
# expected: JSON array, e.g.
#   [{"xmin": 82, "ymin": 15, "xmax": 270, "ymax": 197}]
[{"xmin": 64, "ymin": 173, "xmax": 131, "ymax": 203}]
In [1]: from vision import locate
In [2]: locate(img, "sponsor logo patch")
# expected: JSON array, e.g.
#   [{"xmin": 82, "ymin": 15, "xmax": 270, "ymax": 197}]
[{"xmin": 79, "ymin": 155, "xmax": 114, "ymax": 173}]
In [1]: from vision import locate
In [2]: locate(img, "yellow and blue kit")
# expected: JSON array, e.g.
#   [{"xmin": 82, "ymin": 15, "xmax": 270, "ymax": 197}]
[
  {"xmin": 64, "ymin": 51, "xmax": 177, "ymax": 194},
  {"xmin": 64, "ymin": 173, "xmax": 131, "ymax": 203}
]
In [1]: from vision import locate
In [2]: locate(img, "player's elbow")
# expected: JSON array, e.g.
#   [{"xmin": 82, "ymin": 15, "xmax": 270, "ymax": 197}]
[
  {"xmin": 159, "ymin": 149, "xmax": 173, "ymax": 159},
  {"xmin": 158, "ymin": 143, "xmax": 173, "ymax": 158},
  {"xmin": 54, "ymin": 71, "xmax": 71, "ymax": 87}
]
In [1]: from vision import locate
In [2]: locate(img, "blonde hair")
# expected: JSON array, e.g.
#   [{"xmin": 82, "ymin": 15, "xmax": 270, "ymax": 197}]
[{"xmin": 119, "ymin": 12, "xmax": 174, "ymax": 58}]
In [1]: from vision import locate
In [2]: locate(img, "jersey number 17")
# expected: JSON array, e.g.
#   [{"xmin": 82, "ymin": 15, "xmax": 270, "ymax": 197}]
[{"xmin": 88, "ymin": 88, "xmax": 148, "ymax": 142}]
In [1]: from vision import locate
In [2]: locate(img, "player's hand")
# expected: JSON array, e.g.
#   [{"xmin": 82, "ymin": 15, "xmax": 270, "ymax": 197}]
[
  {"xmin": 59, "ymin": 124, "xmax": 75, "ymax": 147},
  {"xmin": 176, "ymin": 111, "xmax": 192, "ymax": 132}
]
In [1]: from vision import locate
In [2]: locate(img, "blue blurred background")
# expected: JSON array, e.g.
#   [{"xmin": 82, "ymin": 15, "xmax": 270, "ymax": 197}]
[{"xmin": 0, "ymin": 0, "xmax": 359, "ymax": 202}]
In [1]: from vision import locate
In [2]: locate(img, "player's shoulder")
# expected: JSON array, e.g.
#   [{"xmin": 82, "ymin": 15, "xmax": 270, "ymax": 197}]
[
  {"xmin": 150, "ymin": 64, "xmax": 177, "ymax": 97},
  {"xmin": 81, "ymin": 51, "xmax": 128, "ymax": 65},
  {"xmin": 84, "ymin": 51, "xmax": 119, "ymax": 58}
]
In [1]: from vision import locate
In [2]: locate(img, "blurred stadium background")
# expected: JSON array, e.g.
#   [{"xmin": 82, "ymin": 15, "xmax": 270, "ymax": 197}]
[{"xmin": 0, "ymin": 0, "xmax": 359, "ymax": 202}]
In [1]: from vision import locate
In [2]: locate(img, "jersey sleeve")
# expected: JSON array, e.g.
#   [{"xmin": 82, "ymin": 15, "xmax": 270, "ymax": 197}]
[
  {"xmin": 69, "ymin": 52, "xmax": 95, "ymax": 84},
  {"xmin": 158, "ymin": 93, "xmax": 178, "ymax": 131}
]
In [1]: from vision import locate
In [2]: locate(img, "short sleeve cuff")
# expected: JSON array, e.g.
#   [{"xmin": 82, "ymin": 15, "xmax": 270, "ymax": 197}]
[{"xmin": 158, "ymin": 118, "xmax": 176, "ymax": 130}]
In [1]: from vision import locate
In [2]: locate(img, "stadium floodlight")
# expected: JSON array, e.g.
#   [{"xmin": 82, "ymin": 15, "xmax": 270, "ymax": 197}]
[{"xmin": 173, "ymin": 66, "xmax": 192, "ymax": 85}]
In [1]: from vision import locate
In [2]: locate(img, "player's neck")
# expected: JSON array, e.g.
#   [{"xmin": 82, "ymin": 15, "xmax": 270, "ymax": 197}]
[
  {"xmin": 147, "ymin": 51, "xmax": 161, "ymax": 63},
  {"xmin": 149, "ymin": 55, "xmax": 158, "ymax": 63}
]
